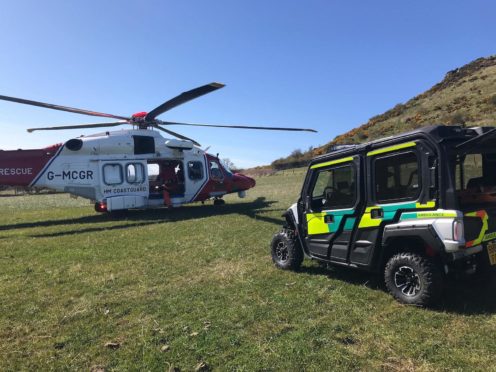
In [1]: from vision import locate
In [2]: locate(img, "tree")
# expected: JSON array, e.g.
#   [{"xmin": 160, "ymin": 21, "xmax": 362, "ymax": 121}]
[{"xmin": 290, "ymin": 149, "xmax": 303, "ymax": 158}]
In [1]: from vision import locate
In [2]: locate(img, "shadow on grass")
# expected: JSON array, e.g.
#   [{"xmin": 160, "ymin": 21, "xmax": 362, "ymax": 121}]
[
  {"xmin": 300, "ymin": 264, "xmax": 382, "ymax": 289},
  {"xmin": 436, "ymin": 277, "xmax": 496, "ymax": 315},
  {"xmin": 301, "ymin": 263, "xmax": 496, "ymax": 315},
  {"xmin": 0, "ymin": 197, "xmax": 283, "ymax": 237}
]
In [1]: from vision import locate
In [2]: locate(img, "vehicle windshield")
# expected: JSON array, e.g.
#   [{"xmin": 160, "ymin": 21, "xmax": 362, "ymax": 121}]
[
  {"xmin": 453, "ymin": 149, "xmax": 496, "ymax": 209},
  {"xmin": 219, "ymin": 159, "xmax": 234, "ymax": 175}
]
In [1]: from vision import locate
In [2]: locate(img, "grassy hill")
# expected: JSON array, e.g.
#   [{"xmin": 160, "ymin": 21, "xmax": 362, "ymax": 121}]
[
  {"xmin": 328, "ymin": 55, "xmax": 496, "ymax": 147},
  {"xmin": 270, "ymin": 55, "xmax": 496, "ymax": 169},
  {"xmin": 1, "ymin": 171, "xmax": 496, "ymax": 370}
]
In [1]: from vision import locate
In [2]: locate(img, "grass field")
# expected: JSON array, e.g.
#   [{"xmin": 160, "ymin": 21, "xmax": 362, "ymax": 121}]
[{"xmin": 1, "ymin": 169, "xmax": 496, "ymax": 371}]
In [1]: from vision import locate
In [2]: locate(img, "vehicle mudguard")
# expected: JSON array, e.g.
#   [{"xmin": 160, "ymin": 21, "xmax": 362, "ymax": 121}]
[
  {"xmin": 281, "ymin": 203, "xmax": 299, "ymax": 229},
  {"xmin": 281, "ymin": 203, "xmax": 311, "ymax": 257},
  {"xmin": 381, "ymin": 222, "xmax": 446, "ymax": 261}
]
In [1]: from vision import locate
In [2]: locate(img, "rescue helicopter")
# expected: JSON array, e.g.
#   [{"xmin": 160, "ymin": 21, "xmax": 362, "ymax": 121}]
[{"xmin": 0, "ymin": 83, "xmax": 316, "ymax": 212}]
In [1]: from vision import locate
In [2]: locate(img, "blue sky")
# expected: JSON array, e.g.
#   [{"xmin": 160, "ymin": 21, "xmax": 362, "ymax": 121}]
[{"xmin": 0, "ymin": 0, "xmax": 493, "ymax": 168}]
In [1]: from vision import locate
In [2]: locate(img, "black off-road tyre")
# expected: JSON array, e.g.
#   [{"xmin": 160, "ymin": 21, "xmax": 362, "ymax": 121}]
[
  {"xmin": 270, "ymin": 229, "xmax": 303, "ymax": 271},
  {"xmin": 384, "ymin": 252, "xmax": 443, "ymax": 306}
]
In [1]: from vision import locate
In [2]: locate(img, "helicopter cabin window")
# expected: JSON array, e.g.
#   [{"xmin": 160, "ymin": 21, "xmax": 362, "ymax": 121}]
[
  {"xmin": 126, "ymin": 163, "xmax": 145, "ymax": 184},
  {"xmin": 374, "ymin": 151, "xmax": 420, "ymax": 203},
  {"xmin": 311, "ymin": 164, "xmax": 356, "ymax": 210},
  {"xmin": 103, "ymin": 164, "xmax": 123, "ymax": 185},
  {"xmin": 209, "ymin": 161, "xmax": 224, "ymax": 181},
  {"xmin": 133, "ymin": 136, "xmax": 155, "ymax": 155},
  {"xmin": 188, "ymin": 161, "xmax": 204, "ymax": 180}
]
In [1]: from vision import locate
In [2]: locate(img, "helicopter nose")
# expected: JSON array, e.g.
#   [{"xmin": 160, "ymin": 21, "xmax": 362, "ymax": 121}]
[
  {"xmin": 233, "ymin": 173, "xmax": 256, "ymax": 190},
  {"xmin": 247, "ymin": 176, "xmax": 256, "ymax": 188}
]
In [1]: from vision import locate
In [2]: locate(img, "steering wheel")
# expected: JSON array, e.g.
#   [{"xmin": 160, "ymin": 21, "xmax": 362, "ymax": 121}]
[{"xmin": 322, "ymin": 186, "xmax": 337, "ymax": 205}]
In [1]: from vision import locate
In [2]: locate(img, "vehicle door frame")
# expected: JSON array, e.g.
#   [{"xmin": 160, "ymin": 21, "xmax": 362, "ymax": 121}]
[
  {"xmin": 301, "ymin": 155, "xmax": 364, "ymax": 262},
  {"xmin": 353, "ymin": 140, "xmax": 435, "ymax": 269}
]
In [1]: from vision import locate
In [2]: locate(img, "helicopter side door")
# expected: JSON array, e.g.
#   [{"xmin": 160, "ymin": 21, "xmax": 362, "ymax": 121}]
[
  {"xmin": 100, "ymin": 160, "xmax": 148, "ymax": 211},
  {"xmin": 183, "ymin": 155, "xmax": 209, "ymax": 202},
  {"xmin": 303, "ymin": 156, "xmax": 363, "ymax": 262}
]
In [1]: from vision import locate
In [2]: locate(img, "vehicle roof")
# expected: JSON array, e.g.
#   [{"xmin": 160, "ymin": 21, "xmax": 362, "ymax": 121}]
[{"xmin": 310, "ymin": 124, "xmax": 495, "ymax": 165}]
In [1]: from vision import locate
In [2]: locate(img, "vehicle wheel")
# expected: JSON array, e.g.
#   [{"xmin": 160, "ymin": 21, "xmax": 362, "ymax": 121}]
[
  {"xmin": 384, "ymin": 252, "xmax": 443, "ymax": 306},
  {"xmin": 270, "ymin": 229, "xmax": 303, "ymax": 271},
  {"xmin": 214, "ymin": 199, "xmax": 225, "ymax": 206}
]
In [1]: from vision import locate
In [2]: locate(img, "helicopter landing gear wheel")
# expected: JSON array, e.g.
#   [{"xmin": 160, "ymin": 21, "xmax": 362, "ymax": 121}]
[{"xmin": 214, "ymin": 198, "xmax": 225, "ymax": 206}]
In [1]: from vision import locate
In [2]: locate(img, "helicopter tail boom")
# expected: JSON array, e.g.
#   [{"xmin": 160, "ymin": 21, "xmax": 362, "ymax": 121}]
[{"xmin": 0, "ymin": 147, "xmax": 58, "ymax": 186}]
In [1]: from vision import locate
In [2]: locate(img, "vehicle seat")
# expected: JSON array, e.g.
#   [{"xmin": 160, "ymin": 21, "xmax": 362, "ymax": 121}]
[
  {"xmin": 335, "ymin": 181, "xmax": 353, "ymax": 205},
  {"xmin": 467, "ymin": 177, "xmax": 485, "ymax": 191}
]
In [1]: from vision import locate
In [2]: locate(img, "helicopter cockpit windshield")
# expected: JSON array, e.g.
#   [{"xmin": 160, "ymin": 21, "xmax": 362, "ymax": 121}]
[{"xmin": 219, "ymin": 159, "xmax": 234, "ymax": 176}]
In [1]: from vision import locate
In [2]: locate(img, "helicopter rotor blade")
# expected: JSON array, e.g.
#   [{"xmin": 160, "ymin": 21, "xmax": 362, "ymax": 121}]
[
  {"xmin": 27, "ymin": 121, "xmax": 129, "ymax": 133},
  {"xmin": 153, "ymin": 124, "xmax": 201, "ymax": 147},
  {"xmin": 145, "ymin": 82, "xmax": 225, "ymax": 121},
  {"xmin": 0, "ymin": 94, "xmax": 130, "ymax": 121},
  {"xmin": 160, "ymin": 120, "xmax": 318, "ymax": 133}
]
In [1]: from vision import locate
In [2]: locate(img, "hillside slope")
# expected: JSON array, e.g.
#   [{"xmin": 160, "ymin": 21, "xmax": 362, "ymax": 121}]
[
  {"xmin": 325, "ymin": 55, "xmax": 496, "ymax": 150},
  {"xmin": 269, "ymin": 55, "xmax": 496, "ymax": 169}
]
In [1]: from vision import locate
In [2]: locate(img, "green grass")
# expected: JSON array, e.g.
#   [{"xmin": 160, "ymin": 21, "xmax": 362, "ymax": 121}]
[{"xmin": 1, "ymin": 169, "xmax": 496, "ymax": 371}]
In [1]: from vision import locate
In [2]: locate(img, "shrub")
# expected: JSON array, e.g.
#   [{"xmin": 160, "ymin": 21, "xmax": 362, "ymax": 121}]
[{"xmin": 449, "ymin": 112, "xmax": 468, "ymax": 125}]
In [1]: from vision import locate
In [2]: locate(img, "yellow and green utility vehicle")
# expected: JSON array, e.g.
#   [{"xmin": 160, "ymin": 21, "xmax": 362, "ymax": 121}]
[{"xmin": 271, "ymin": 125, "xmax": 496, "ymax": 305}]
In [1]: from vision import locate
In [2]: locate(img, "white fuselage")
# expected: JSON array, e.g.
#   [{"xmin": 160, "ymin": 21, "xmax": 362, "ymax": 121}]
[{"xmin": 32, "ymin": 129, "xmax": 210, "ymax": 210}]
